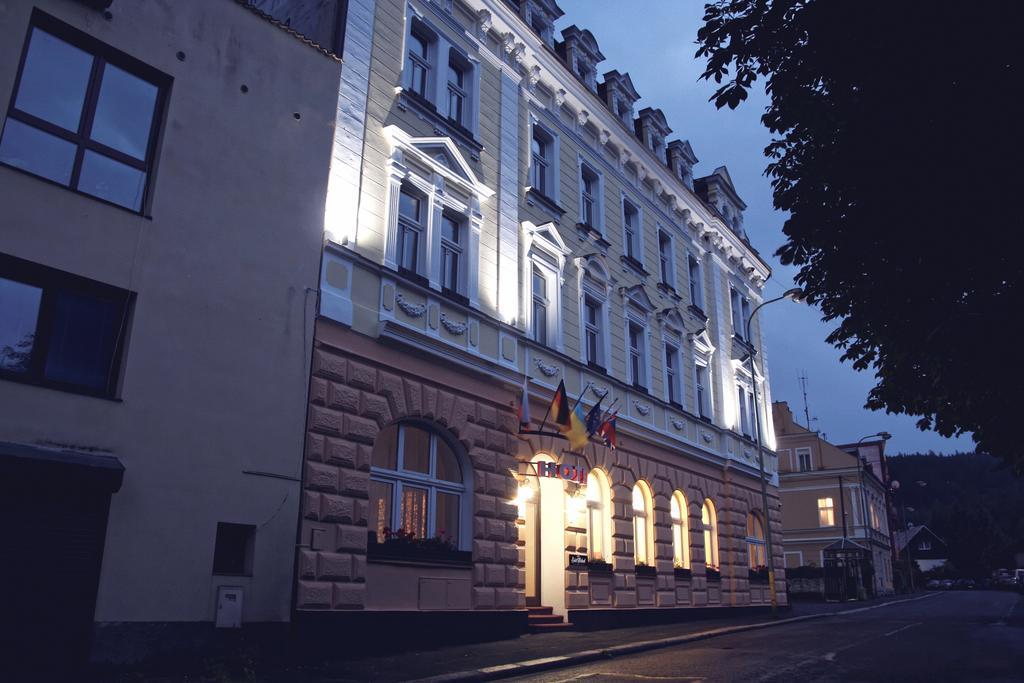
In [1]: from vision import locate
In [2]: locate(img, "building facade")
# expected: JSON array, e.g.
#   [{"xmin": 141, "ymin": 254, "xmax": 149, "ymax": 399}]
[
  {"xmin": 291, "ymin": 0, "xmax": 785, "ymax": 638},
  {"xmin": 773, "ymin": 402, "xmax": 894, "ymax": 598},
  {"xmin": 0, "ymin": 0, "xmax": 340, "ymax": 666}
]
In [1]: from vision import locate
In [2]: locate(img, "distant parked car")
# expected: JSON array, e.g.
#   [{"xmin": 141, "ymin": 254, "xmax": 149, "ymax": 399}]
[
  {"xmin": 926, "ymin": 579, "xmax": 941, "ymax": 590},
  {"xmin": 941, "ymin": 579, "xmax": 955, "ymax": 590},
  {"xmin": 957, "ymin": 579, "xmax": 976, "ymax": 590}
]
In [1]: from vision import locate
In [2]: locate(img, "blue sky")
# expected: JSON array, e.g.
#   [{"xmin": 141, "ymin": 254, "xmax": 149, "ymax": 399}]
[{"xmin": 556, "ymin": 0, "xmax": 973, "ymax": 455}]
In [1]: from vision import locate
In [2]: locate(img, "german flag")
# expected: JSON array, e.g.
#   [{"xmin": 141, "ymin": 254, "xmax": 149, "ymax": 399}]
[{"xmin": 550, "ymin": 380, "xmax": 572, "ymax": 433}]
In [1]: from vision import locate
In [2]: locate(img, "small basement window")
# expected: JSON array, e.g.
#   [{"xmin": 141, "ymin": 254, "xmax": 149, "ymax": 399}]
[{"xmin": 212, "ymin": 522, "xmax": 255, "ymax": 576}]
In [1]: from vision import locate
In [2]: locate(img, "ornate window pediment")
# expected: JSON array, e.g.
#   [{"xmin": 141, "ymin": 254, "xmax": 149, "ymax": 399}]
[
  {"xmin": 383, "ymin": 125, "xmax": 493, "ymax": 198},
  {"xmin": 620, "ymin": 284, "xmax": 655, "ymax": 314}
]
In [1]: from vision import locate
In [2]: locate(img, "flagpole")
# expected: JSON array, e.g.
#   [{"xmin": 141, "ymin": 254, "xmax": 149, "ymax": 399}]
[{"xmin": 571, "ymin": 382, "xmax": 593, "ymax": 413}]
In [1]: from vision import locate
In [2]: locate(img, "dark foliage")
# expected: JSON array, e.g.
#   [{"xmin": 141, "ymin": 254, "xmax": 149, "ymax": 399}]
[
  {"xmin": 888, "ymin": 453, "xmax": 1024, "ymax": 577},
  {"xmin": 696, "ymin": 1, "xmax": 1024, "ymax": 472}
]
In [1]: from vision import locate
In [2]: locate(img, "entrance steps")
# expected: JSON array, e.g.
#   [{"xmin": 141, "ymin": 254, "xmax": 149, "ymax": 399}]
[{"xmin": 527, "ymin": 605, "xmax": 574, "ymax": 632}]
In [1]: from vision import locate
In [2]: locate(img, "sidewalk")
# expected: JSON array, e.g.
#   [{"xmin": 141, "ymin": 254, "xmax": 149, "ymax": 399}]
[{"xmin": 267, "ymin": 594, "xmax": 919, "ymax": 683}]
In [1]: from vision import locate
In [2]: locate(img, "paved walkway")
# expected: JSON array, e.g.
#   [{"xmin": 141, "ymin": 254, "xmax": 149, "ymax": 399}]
[{"xmin": 267, "ymin": 595, "xmax": 913, "ymax": 683}]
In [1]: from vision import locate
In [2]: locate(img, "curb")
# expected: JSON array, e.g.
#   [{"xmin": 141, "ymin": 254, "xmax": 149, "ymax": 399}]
[{"xmin": 409, "ymin": 593, "xmax": 940, "ymax": 682}]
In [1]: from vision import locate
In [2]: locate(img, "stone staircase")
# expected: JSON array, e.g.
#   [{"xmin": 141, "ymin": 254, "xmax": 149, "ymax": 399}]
[{"xmin": 527, "ymin": 605, "xmax": 574, "ymax": 632}]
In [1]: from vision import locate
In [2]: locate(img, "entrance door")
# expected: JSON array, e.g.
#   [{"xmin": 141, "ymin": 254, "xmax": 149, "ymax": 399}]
[{"xmin": 524, "ymin": 455, "xmax": 566, "ymax": 616}]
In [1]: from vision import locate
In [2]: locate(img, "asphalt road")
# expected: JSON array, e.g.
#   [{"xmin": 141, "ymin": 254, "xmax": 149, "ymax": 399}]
[{"xmin": 509, "ymin": 591, "xmax": 1024, "ymax": 683}]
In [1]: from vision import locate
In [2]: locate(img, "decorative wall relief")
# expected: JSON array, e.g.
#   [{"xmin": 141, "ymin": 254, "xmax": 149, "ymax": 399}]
[
  {"xmin": 590, "ymin": 385, "xmax": 609, "ymax": 399},
  {"xmin": 395, "ymin": 293, "xmax": 426, "ymax": 318},
  {"xmin": 671, "ymin": 418, "xmax": 686, "ymax": 431},
  {"xmin": 534, "ymin": 357, "xmax": 560, "ymax": 377},
  {"xmin": 633, "ymin": 400, "xmax": 651, "ymax": 416},
  {"xmin": 440, "ymin": 313, "xmax": 467, "ymax": 335}
]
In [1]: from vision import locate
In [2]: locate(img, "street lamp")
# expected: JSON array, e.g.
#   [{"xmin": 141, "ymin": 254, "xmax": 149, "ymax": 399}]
[
  {"xmin": 745, "ymin": 287, "xmax": 804, "ymax": 617},
  {"xmin": 853, "ymin": 432, "xmax": 892, "ymax": 540}
]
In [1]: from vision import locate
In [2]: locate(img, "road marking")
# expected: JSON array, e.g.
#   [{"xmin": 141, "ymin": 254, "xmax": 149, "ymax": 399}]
[
  {"xmin": 823, "ymin": 652, "xmax": 837, "ymax": 662},
  {"xmin": 883, "ymin": 621, "xmax": 921, "ymax": 637}
]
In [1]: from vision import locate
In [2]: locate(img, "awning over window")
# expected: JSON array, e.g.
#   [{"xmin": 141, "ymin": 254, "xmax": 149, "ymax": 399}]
[{"xmin": 0, "ymin": 440, "xmax": 124, "ymax": 492}]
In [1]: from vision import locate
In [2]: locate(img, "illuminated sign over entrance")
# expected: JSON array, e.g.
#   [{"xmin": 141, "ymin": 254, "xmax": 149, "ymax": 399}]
[{"xmin": 533, "ymin": 461, "xmax": 587, "ymax": 484}]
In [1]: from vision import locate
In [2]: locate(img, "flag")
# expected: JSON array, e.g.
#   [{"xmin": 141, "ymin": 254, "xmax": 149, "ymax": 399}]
[
  {"xmin": 517, "ymin": 375, "xmax": 531, "ymax": 429},
  {"xmin": 566, "ymin": 403, "xmax": 590, "ymax": 450},
  {"xmin": 599, "ymin": 414, "xmax": 618, "ymax": 449},
  {"xmin": 550, "ymin": 380, "xmax": 572, "ymax": 433},
  {"xmin": 585, "ymin": 398, "xmax": 604, "ymax": 435}
]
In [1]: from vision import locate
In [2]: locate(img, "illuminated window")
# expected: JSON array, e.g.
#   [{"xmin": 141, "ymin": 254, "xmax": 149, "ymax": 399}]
[
  {"xmin": 586, "ymin": 469, "xmax": 612, "ymax": 562},
  {"xmin": 746, "ymin": 512, "xmax": 766, "ymax": 569},
  {"xmin": 369, "ymin": 423, "xmax": 465, "ymax": 548},
  {"xmin": 817, "ymin": 497, "xmax": 835, "ymax": 527},
  {"xmin": 671, "ymin": 491, "xmax": 690, "ymax": 569},
  {"xmin": 632, "ymin": 481, "xmax": 654, "ymax": 566},
  {"xmin": 702, "ymin": 499, "xmax": 719, "ymax": 570}
]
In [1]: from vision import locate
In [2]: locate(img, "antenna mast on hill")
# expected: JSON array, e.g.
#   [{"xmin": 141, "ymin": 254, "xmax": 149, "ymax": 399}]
[{"xmin": 798, "ymin": 371, "xmax": 813, "ymax": 430}]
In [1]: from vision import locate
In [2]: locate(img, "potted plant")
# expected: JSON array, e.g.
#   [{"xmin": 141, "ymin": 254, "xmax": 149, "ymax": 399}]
[
  {"xmin": 748, "ymin": 565, "xmax": 770, "ymax": 583},
  {"xmin": 587, "ymin": 558, "xmax": 614, "ymax": 573},
  {"xmin": 367, "ymin": 527, "xmax": 471, "ymax": 565},
  {"xmin": 634, "ymin": 561, "xmax": 657, "ymax": 578},
  {"xmin": 674, "ymin": 561, "xmax": 692, "ymax": 580},
  {"xmin": 706, "ymin": 565, "xmax": 721, "ymax": 581}
]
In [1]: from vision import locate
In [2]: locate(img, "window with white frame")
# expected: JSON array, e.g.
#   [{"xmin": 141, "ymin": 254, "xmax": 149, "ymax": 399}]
[
  {"xmin": 796, "ymin": 447, "xmax": 812, "ymax": 472},
  {"xmin": 730, "ymin": 286, "xmax": 752, "ymax": 340},
  {"xmin": 447, "ymin": 51, "xmax": 469, "ymax": 127},
  {"xmin": 702, "ymin": 498, "xmax": 720, "ymax": 570},
  {"xmin": 530, "ymin": 123, "xmax": 556, "ymax": 199},
  {"xmin": 622, "ymin": 198, "xmax": 641, "ymax": 261},
  {"xmin": 671, "ymin": 491, "xmax": 691, "ymax": 569},
  {"xmin": 632, "ymin": 481, "xmax": 654, "ymax": 566},
  {"xmin": 369, "ymin": 422, "xmax": 467, "ymax": 548},
  {"xmin": 817, "ymin": 497, "xmax": 835, "ymax": 527},
  {"xmin": 584, "ymin": 294, "xmax": 604, "ymax": 368},
  {"xmin": 405, "ymin": 22, "xmax": 433, "ymax": 99},
  {"xmin": 918, "ymin": 540, "xmax": 931, "ymax": 551},
  {"xmin": 579, "ymin": 162, "xmax": 602, "ymax": 231},
  {"xmin": 397, "ymin": 187, "xmax": 424, "ymax": 275},
  {"xmin": 737, "ymin": 380, "xmax": 756, "ymax": 438},
  {"xmin": 658, "ymin": 230, "xmax": 674, "ymax": 287},
  {"xmin": 688, "ymin": 254, "xmax": 704, "ymax": 309},
  {"xmin": 440, "ymin": 213, "xmax": 464, "ymax": 295},
  {"xmin": 628, "ymin": 321, "xmax": 647, "ymax": 389},
  {"xmin": 531, "ymin": 265, "xmax": 548, "ymax": 345},
  {"xmin": 665, "ymin": 341, "xmax": 682, "ymax": 405},
  {"xmin": 694, "ymin": 361, "xmax": 711, "ymax": 418},
  {"xmin": 746, "ymin": 512, "xmax": 766, "ymax": 568},
  {"xmin": 587, "ymin": 469, "xmax": 612, "ymax": 562}
]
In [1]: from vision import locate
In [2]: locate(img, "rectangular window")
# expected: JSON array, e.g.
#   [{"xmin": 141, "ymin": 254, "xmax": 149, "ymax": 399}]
[
  {"xmin": 623, "ymin": 199, "xmax": 640, "ymax": 260},
  {"xmin": 665, "ymin": 343, "xmax": 680, "ymax": 405},
  {"xmin": 628, "ymin": 321, "xmax": 646, "ymax": 389},
  {"xmin": 738, "ymin": 386, "xmax": 750, "ymax": 436},
  {"xmin": 818, "ymin": 497, "xmax": 835, "ymax": 527},
  {"xmin": 688, "ymin": 254, "xmax": 703, "ymax": 309},
  {"xmin": 440, "ymin": 214, "xmax": 463, "ymax": 294},
  {"xmin": 0, "ymin": 253, "xmax": 132, "ymax": 397},
  {"xmin": 695, "ymin": 362, "xmax": 710, "ymax": 418},
  {"xmin": 579, "ymin": 163, "xmax": 601, "ymax": 231},
  {"xmin": 406, "ymin": 26, "xmax": 432, "ymax": 98},
  {"xmin": 212, "ymin": 523, "xmax": 255, "ymax": 576},
  {"xmin": 731, "ymin": 287, "xmax": 746, "ymax": 338},
  {"xmin": 530, "ymin": 124, "xmax": 554, "ymax": 198},
  {"xmin": 0, "ymin": 13, "xmax": 168, "ymax": 212},
  {"xmin": 584, "ymin": 295, "xmax": 603, "ymax": 368},
  {"xmin": 658, "ymin": 230, "xmax": 674, "ymax": 287},
  {"xmin": 397, "ymin": 189, "xmax": 423, "ymax": 275},
  {"xmin": 531, "ymin": 265, "xmax": 548, "ymax": 345},
  {"xmin": 796, "ymin": 448, "xmax": 812, "ymax": 472},
  {"xmin": 447, "ymin": 53, "xmax": 467, "ymax": 126}
]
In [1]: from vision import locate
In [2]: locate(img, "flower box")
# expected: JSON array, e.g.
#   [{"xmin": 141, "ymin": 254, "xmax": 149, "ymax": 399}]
[
  {"xmin": 635, "ymin": 564, "xmax": 657, "ymax": 578},
  {"xmin": 366, "ymin": 529, "xmax": 470, "ymax": 567},
  {"xmin": 748, "ymin": 567, "xmax": 770, "ymax": 583},
  {"xmin": 706, "ymin": 567, "xmax": 721, "ymax": 582},
  {"xmin": 674, "ymin": 567, "xmax": 693, "ymax": 580},
  {"xmin": 587, "ymin": 560, "xmax": 614, "ymax": 574}
]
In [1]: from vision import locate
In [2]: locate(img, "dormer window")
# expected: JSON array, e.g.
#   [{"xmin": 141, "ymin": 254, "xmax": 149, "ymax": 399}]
[{"xmin": 616, "ymin": 99, "xmax": 631, "ymax": 124}]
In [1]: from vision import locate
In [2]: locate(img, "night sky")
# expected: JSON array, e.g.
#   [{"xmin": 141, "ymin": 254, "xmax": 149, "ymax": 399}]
[{"xmin": 555, "ymin": 0, "xmax": 973, "ymax": 455}]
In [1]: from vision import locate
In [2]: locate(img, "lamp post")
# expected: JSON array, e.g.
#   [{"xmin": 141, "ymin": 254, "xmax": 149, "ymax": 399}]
[
  {"xmin": 852, "ymin": 432, "xmax": 890, "ymax": 597},
  {"xmin": 745, "ymin": 287, "xmax": 804, "ymax": 617}
]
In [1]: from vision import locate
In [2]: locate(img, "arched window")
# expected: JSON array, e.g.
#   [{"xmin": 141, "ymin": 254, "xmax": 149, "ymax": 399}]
[
  {"xmin": 632, "ymin": 481, "xmax": 654, "ymax": 566},
  {"xmin": 586, "ymin": 469, "xmax": 612, "ymax": 562},
  {"xmin": 702, "ymin": 498, "xmax": 719, "ymax": 570},
  {"xmin": 746, "ymin": 512, "xmax": 766, "ymax": 569},
  {"xmin": 671, "ymin": 491, "xmax": 691, "ymax": 569},
  {"xmin": 369, "ymin": 422, "xmax": 466, "ymax": 549}
]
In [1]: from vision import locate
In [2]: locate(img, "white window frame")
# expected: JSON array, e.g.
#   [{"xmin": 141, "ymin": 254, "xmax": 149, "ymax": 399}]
[
  {"xmin": 746, "ymin": 513, "xmax": 767, "ymax": 569},
  {"xmin": 626, "ymin": 315, "xmax": 649, "ymax": 390},
  {"xmin": 796, "ymin": 447, "xmax": 812, "ymax": 472},
  {"xmin": 671, "ymin": 491, "xmax": 691, "ymax": 569},
  {"xmin": 578, "ymin": 156, "xmax": 604, "ymax": 233},
  {"xmin": 691, "ymin": 330, "xmax": 714, "ymax": 420},
  {"xmin": 621, "ymin": 195, "xmax": 642, "ymax": 263},
  {"xmin": 523, "ymin": 221, "xmax": 570, "ymax": 352},
  {"xmin": 664, "ymin": 338, "xmax": 682, "ymax": 406},
  {"xmin": 817, "ymin": 497, "xmax": 835, "ymax": 527},
  {"xmin": 587, "ymin": 469, "xmax": 613, "ymax": 562},
  {"xmin": 658, "ymin": 228, "xmax": 675, "ymax": 288},
  {"xmin": 404, "ymin": 17, "xmax": 435, "ymax": 100},
  {"xmin": 446, "ymin": 50, "xmax": 470, "ymax": 128},
  {"xmin": 687, "ymin": 252, "xmax": 704, "ymax": 310},
  {"xmin": 528, "ymin": 116, "xmax": 559, "ymax": 202},
  {"xmin": 632, "ymin": 482, "xmax": 654, "ymax": 566},
  {"xmin": 577, "ymin": 256, "xmax": 612, "ymax": 369},
  {"xmin": 702, "ymin": 499, "xmax": 720, "ymax": 570},
  {"xmin": 439, "ymin": 211, "xmax": 466, "ymax": 295},
  {"xmin": 397, "ymin": 185, "xmax": 427, "ymax": 276}
]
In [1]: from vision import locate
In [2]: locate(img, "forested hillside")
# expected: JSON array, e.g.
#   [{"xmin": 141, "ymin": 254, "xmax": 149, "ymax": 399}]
[{"xmin": 887, "ymin": 453, "xmax": 1024, "ymax": 577}]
